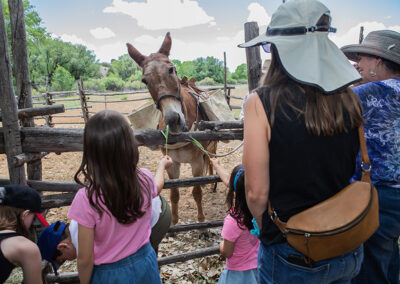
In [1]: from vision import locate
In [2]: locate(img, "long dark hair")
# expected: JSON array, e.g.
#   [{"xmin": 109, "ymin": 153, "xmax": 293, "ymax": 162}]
[
  {"xmin": 260, "ymin": 45, "xmax": 363, "ymax": 136},
  {"xmin": 74, "ymin": 110, "xmax": 151, "ymax": 224},
  {"xmin": 226, "ymin": 165, "xmax": 253, "ymax": 231}
]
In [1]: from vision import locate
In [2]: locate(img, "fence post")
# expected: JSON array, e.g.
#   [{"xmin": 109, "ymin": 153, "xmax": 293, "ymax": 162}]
[
  {"xmin": 78, "ymin": 77, "xmax": 89, "ymax": 123},
  {"xmin": 244, "ymin": 22, "xmax": 262, "ymax": 93},
  {"xmin": 223, "ymin": 51, "xmax": 230, "ymax": 107},
  {"xmin": 44, "ymin": 77, "xmax": 53, "ymax": 127},
  {"xmin": 0, "ymin": 3, "xmax": 26, "ymax": 184},
  {"xmin": 8, "ymin": 0, "xmax": 42, "ymax": 181},
  {"xmin": 104, "ymin": 92, "xmax": 107, "ymax": 110}
]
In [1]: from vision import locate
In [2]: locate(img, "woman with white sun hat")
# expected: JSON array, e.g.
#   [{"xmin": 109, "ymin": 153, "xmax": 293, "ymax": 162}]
[{"xmin": 239, "ymin": 0, "xmax": 365, "ymax": 282}]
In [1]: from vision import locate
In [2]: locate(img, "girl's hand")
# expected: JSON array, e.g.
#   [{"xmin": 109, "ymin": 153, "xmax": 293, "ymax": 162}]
[
  {"xmin": 209, "ymin": 158, "xmax": 219, "ymax": 168},
  {"xmin": 161, "ymin": 155, "xmax": 173, "ymax": 169}
]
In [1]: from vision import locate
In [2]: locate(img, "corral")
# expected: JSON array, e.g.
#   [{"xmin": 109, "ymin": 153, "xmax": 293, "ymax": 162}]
[{"xmin": 0, "ymin": 1, "xmax": 263, "ymax": 282}]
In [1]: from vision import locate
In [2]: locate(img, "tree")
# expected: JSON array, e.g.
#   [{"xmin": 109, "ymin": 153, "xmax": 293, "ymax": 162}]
[
  {"xmin": 109, "ymin": 54, "xmax": 141, "ymax": 81},
  {"xmin": 51, "ymin": 65, "xmax": 75, "ymax": 91},
  {"xmin": 232, "ymin": 63, "xmax": 247, "ymax": 81}
]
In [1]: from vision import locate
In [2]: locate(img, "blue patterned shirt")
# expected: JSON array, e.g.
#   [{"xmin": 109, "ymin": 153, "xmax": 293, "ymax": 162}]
[{"xmin": 352, "ymin": 78, "xmax": 400, "ymax": 188}]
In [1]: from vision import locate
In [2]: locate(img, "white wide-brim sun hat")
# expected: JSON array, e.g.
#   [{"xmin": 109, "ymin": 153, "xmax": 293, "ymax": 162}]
[{"xmin": 239, "ymin": 0, "xmax": 361, "ymax": 94}]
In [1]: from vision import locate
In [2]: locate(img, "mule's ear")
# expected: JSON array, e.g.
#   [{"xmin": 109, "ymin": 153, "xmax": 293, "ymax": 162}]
[
  {"xmin": 158, "ymin": 32, "xmax": 171, "ymax": 57},
  {"xmin": 126, "ymin": 43, "xmax": 146, "ymax": 67}
]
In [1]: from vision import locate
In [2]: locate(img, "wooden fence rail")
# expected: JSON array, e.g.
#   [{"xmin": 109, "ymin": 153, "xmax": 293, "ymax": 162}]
[{"xmin": 0, "ymin": 126, "xmax": 243, "ymax": 153}]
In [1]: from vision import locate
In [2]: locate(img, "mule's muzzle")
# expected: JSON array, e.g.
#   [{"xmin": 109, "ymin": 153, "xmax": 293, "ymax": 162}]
[{"xmin": 164, "ymin": 112, "xmax": 188, "ymax": 133}]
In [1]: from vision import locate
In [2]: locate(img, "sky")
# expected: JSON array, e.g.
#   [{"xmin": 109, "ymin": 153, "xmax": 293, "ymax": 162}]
[{"xmin": 29, "ymin": 0, "xmax": 400, "ymax": 72}]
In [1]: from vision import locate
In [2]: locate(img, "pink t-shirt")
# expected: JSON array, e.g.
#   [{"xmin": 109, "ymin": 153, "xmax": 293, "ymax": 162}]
[
  {"xmin": 221, "ymin": 214, "xmax": 260, "ymax": 271},
  {"xmin": 67, "ymin": 168, "xmax": 157, "ymax": 265}
]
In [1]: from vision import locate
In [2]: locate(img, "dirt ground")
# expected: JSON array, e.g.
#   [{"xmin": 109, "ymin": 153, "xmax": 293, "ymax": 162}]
[{"xmin": 1, "ymin": 85, "xmax": 249, "ymax": 283}]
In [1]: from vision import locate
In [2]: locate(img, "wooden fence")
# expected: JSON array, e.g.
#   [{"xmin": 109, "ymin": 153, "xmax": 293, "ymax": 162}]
[
  {"xmin": 31, "ymin": 79, "xmax": 241, "ymax": 127},
  {"xmin": 0, "ymin": 120, "xmax": 243, "ymax": 283}
]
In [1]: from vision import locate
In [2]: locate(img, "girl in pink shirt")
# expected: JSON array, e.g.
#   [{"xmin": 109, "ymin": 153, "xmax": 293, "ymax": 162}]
[
  {"xmin": 210, "ymin": 159, "xmax": 260, "ymax": 284},
  {"xmin": 68, "ymin": 110, "xmax": 171, "ymax": 284}
]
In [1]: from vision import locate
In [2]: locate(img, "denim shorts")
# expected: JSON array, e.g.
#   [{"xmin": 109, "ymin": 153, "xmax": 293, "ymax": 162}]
[
  {"xmin": 258, "ymin": 242, "xmax": 363, "ymax": 284},
  {"xmin": 218, "ymin": 268, "xmax": 258, "ymax": 284},
  {"xmin": 91, "ymin": 243, "xmax": 162, "ymax": 284}
]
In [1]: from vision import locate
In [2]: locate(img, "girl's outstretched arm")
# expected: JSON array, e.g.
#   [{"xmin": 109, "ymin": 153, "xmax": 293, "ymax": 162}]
[
  {"xmin": 219, "ymin": 239, "xmax": 235, "ymax": 258},
  {"xmin": 155, "ymin": 155, "xmax": 173, "ymax": 194},
  {"xmin": 77, "ymin": 224, "xmax": 94, "ymax": 284},
  {"xmin": 210, "ymin": 158, "xmax": 230, "ymax": 187}
]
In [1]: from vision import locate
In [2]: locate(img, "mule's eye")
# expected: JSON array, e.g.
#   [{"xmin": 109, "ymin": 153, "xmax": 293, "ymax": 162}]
[
  {"xmin": 168, "ymin": 67, "xmax": 175, "ymax": 75},
  {"xmin": 142, "ymin": 78, "xmax": 148, "ymax": 85}
]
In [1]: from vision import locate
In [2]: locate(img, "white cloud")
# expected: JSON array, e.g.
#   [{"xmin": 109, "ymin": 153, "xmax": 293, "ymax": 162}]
[
  {"xmin": 90, "ymin": 27, "xmax": 116, "ymax": 39},
  {"xmin": 103, "ymin": 0, "xmax": 215, "ymax": 30},
  {"xmin": 247, "ymin": 3, "xmax": 271, "ymax": 29},
  {"xmin": 330, "ymin": 21, "xmax": 400, "ymax": 48}
]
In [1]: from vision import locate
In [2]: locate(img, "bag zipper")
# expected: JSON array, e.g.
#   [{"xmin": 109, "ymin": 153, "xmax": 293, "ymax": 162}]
[{"xmin": 284, "ymin": 185, "xmax": 373, "ymax": 237}]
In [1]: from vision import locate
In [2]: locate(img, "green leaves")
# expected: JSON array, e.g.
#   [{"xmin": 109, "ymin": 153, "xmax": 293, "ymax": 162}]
[
  {"xmin": 161, "ymin": 125, "xmax": 169, "ymax": 155},
  {"xmin": 189, "ymin": 136, "xmax": 210, "ymax": 158}
]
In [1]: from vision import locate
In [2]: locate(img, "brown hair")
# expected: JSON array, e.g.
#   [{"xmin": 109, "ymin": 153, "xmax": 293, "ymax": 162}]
[
  {"xmin": 74, "ymin": 110, "xmax": 151, "ymax": 224},
  {"xmin": 0, "ymin": 205, "xmax": 30, "ymax": 237},
  {"xmin": 260, "ymin": 45, "xmax": 363, "ymax": 136}
]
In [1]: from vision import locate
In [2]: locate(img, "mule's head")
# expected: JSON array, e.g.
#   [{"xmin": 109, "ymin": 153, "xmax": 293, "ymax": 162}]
[{"xmin": 127, "ymin": 32, "xmax": 188, "ymax": 133}]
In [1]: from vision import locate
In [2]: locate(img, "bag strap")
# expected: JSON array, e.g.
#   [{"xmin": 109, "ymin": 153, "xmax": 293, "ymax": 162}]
[
  {"xmin": 358, "ymin": 125, "xmax": 371, "ymax": 183},
  {"xmin": 268, "ymin": 125, "xmax": 372, "ymax": 234}
]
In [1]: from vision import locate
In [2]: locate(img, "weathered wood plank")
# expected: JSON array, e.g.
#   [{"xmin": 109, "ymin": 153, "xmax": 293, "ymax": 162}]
[
  {"xmin": 244, "ymin": 22, "xmax": 262, "ymax": 93},
  {"xmin": 0, "ymin": 128, "xmax": 243, "ymax": 153},
  {"xmin": 0, "ymin": 3, "xmax": 25, "ymax": 184},
  {"xmin": 0, "ymin": 175, "xmax": 222, "ymax": 193},
  {"xmin": 13, "ymin": 152, "xmax": 49, "ymax": 167},
  {"xmin": 0, "ymin": 105, "xmax": 65, "ymax": 121},
  {"xmin": 197, "ymin": 121, "xmax": 243, "ymax": 131},
  {"xmin": 168, "ymin": 219, "xmax": 223, "ymax": 233}
]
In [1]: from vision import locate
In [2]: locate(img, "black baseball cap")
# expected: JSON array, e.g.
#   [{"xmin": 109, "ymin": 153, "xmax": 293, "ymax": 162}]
[{"xmin": 0, "ymin": 184, "xmax": 42, "ymax": 212}]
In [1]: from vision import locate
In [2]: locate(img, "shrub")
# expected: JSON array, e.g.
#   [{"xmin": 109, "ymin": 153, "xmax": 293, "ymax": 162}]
[
  {"xmin": 103, "ymin": 77, "xmax": 124, "ymax": 91},
  {"xmin": 84, "ymin": 78, "xmax": 106, "ymax": 91},
  {"xmin": 124, "ymin": 80, "xmax": 146, "ymax": 90},
  {"xmin": 197, "ymin": 77, "xmax": 215, "ymax": 86},
  {"xmin": 51, "ymin": 66, "xmax": 75, "ymax": 91}
]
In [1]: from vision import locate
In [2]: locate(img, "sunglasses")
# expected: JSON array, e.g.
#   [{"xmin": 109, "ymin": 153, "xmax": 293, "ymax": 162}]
[{"xmin": 262, "ymin": 43, "xmax": 271, "ymax": 53}]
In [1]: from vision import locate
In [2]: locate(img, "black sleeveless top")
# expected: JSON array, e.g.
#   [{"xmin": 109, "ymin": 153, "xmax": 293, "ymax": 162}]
[
  {"xmin": 257, "ymin": 85, "xmax": 359, "ymax": 246},
  {"xmin": 0, "ymin": 232, "xmax": 20, "ymax": 283}
]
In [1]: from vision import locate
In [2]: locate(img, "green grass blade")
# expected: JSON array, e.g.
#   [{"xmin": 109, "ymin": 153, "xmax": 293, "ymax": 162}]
[{"xmin": 161, "ymin": 125, "xmax": 169, "ymax": 155}]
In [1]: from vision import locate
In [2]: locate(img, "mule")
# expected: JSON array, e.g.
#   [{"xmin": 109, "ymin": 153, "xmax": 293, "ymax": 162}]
[{"xmin": 127, "ymin": 32, "xmax": 217, "ymax": 225}]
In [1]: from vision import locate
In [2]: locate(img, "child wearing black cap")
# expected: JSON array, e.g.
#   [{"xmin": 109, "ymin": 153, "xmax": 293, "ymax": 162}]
[{"xmin": 0, "ymin": 184, "xmax": 43, "ymax": 284}]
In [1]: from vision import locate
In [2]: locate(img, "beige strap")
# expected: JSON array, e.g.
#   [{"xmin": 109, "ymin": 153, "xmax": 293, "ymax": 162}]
[{"xmin": 268, "ymin": 125, "xmax": 372, "ymax": 233}]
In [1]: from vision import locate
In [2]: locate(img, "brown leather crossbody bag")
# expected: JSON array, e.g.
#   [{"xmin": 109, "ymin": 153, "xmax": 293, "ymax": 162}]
[{"xmin": 268, "ymin": 125, "xmax": 379, "ymax": 262}]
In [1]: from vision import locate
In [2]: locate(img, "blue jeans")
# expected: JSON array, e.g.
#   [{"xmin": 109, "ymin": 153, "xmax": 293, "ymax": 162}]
[
  {"xmin": 352, "ymin": 186, "xmax": 400, "ymax": 284},
  {"xmin": 258, "ymin": 242, "xmax": 363, "ymax": 284},
  {"xmin": 91, "ymin": 243, "xmax": 161, "ymax": 284}
]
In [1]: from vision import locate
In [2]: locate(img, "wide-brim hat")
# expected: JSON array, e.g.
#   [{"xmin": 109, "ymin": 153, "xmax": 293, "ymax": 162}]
[
  {"xmin": 238, "ymin": 0, "xmax": 361, "ymax": 94},
  {"xmin": 341, "ymin": 30, "xmax": 400, "ymax": 65}
]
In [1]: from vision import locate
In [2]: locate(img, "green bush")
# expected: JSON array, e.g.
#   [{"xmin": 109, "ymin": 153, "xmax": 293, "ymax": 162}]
[
  {"xmin": 51, "ymin": 66, "xmax": 75, "ymax": 91},
  {"xmin": 84, "ymin": 78, "xmax": 106, "ymax": 91},
  {"xmin": 237, "ymin": 78, "xmax": 248, "ymax": 84},
  {"xmin": 226, "ymin": 78, "xmax": 237, "ymax": 85},
  {"xmin": 197, "ymin": 77, "xmax": 215, "ymax": 86},
  {"xmin": 103, "ymin": 77, "xmax": 124, "ymax": 91},
  {"xmin": 124, "ymin": 80, "xmax": 146, "ymax": 90}
]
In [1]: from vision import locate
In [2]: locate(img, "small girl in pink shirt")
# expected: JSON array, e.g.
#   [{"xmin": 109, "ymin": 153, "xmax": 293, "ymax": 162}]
[
  {"xmin": 68, "ymin": 110, "xmax": 172, "ymax": 284},
  {"xmin": 210, "ymin": 159, "xmax": 260, "ymax": 284}
]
